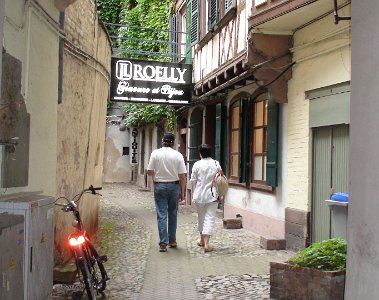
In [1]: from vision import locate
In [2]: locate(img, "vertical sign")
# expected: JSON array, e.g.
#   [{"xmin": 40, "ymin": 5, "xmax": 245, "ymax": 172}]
[{"xmin": 130, "ymin": 128, "xmax": 138, "ymax": 164}]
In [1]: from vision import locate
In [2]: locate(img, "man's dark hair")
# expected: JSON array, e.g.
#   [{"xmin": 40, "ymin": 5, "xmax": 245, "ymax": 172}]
[
  {"xmin": 162, "ymin": 132, "xmax": 175, "ymax": 147},
  {"xmin": 198, "ymin": 144, "xmax": 212, "ymax": 158}
]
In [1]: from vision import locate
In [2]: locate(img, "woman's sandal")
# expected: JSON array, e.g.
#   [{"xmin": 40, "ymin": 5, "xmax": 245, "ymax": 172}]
[{"xmin": 197, "ymin": 240, "xmax": 204, "ymax": 247}]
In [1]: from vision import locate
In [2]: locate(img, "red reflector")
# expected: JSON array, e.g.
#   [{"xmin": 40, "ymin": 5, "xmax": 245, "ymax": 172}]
[{"xmin": 69, "ymin": 235, "xmax": 85, "ymax": 246}]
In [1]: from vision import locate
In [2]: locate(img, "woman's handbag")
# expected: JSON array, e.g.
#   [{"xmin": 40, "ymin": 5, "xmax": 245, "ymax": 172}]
[{"xmin": 211, "ymin": 161, "xmax": 229, "ymax": 198}]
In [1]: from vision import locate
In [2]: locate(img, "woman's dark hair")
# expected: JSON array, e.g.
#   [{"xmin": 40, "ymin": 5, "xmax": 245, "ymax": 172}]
[{"xmin": 198, "ymin": 144, "xmax": 212, "ymax": 158}]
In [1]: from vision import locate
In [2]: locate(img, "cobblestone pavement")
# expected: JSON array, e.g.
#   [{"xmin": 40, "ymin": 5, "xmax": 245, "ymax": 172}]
[{"xmin": 53, "ymin": 183, "xmax": 294, "ymax": 299}]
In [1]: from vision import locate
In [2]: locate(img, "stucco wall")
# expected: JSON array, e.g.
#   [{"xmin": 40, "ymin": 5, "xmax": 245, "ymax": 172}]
[
  {"xmin": 103, "ymin": 124, "xmax": 131, "ymax": 183},
  {"xmin": 55, "ymin": 0, "xmax": 111, "ymax": 263},
  {"xmin": 286, "ymin": 9, "xmax": 351, "ymax": 211},
  {"xmin": 346, "ymin": 0, "xmax": 379, "ymax": 298},
  {"xmin": 1, "ymin": 0, "xmax": 60, "ymax": 195}
]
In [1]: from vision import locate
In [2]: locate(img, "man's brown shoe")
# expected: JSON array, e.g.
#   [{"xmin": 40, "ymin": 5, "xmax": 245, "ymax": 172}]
[
  {"xmin": 169, "ymin": 240, "xmax": 177, "ymax": 248},
  {"xmin": 159, "ymin": 244, "xmax": 167, "ymax": 252}
]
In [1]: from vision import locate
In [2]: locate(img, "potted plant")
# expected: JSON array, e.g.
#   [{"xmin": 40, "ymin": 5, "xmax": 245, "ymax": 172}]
[{"xmin": 270, "ymin": 237, "xmax": 347, "ymax": 299}]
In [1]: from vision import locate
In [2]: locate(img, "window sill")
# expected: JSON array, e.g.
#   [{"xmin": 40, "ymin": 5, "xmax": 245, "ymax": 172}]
[{"xmin": 228, "ymin": 180, "xmax": 275, "ymax": 193}]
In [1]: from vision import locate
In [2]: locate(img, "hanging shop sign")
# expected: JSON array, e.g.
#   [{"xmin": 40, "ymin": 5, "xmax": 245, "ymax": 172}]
[
  {"xmin": 110, "ymin": 58, "xmax": 192, "ymax": 106},
  {"xmin": 130, "ymin": 128, "xmax": 138, "ymax": 165}
]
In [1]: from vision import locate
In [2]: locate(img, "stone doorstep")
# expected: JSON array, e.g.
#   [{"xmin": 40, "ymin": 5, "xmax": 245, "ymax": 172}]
[
  {"xmin": 53, "ymin": 270, "xmax": 77, "ymax": 284},
  {"xmin": 223, "ymin": 218, "xmax": 242, "ymax": 229},
  {"xmin": 260, "ymin": 236, "xmax": 286, "ymax": 250}
]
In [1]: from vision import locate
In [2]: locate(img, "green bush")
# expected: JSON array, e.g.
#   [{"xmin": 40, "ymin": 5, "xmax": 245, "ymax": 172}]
[{"xmin": 288, "ymin": 237, "xmax": 347, "ymax": 271}]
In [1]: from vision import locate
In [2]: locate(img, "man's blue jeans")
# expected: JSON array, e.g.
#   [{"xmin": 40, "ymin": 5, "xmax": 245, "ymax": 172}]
[{"xmin": 154, "ymin": 183, "xmax": 180, "ymax": 245}]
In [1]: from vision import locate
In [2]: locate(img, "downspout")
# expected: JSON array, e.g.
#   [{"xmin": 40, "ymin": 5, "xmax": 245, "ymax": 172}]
[{"xmin": 58, "ymin": 12, "xmax": 64, "ymax": 104}]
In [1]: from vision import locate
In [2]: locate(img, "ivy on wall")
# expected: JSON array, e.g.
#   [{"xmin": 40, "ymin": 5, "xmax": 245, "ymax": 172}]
[
  {"xmin": 122, "ymin": 103, "xmax": 176, "ymax": 131},
  {"xmin": 97, "ymin": 0, "xmax": 179, "ymax": 131}
]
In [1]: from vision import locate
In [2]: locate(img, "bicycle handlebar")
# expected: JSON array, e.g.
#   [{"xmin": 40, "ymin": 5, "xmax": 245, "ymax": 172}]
[
  {"xmin": 56, "ymin": 185, "xmax": 102, "ymax": 206},
  {"xmin": 87, "ymin": 185, "xmax": 102, "ymax": 194}
]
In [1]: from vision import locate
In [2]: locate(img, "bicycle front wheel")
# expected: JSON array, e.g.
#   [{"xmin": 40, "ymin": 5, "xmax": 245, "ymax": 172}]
[
  {"xmin": 86, "ymin": 242, "xmax": 108, "ymax": 292},
  {"xmin": 78, "ymin": 257, "xmax": 97, "ymax": 300}
]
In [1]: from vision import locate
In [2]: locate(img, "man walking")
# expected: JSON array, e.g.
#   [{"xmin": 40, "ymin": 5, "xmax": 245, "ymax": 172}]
[{"xmin": 147, "ymin": 132, "xmax": 187, "ymax": 252}]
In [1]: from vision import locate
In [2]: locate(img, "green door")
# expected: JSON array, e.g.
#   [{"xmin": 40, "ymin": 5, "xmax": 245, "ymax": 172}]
[{"xmin": 312, "ymin": 124, "xmax": 349, "ymax": 242}]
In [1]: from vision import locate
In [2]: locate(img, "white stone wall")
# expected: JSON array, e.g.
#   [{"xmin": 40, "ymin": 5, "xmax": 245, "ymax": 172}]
[
  {"xmin": 2, "ymin": 0, "xmax": 61, "ymax": 195},
  {"xmin": 286, "ymin": 6, "xmax": 351, "ymax": 211}
]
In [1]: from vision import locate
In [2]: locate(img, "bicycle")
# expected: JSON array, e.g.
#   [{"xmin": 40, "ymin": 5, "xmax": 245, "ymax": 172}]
[{"xmin": 56, "ymin": 185, "xmax": 109, "ymax": 299}]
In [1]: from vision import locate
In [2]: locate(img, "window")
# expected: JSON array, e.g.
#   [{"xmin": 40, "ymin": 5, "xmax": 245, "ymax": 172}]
[
  {"xmin": 230, "ymin": 101, "xmax": 241, "ymax": 181},
  {"xmin": 252, "ymin": 94, "xmax": 267, "ymax": 182},
  {"xmin": 228, "ymin": 93, "xmax": 278, "ymax": 188}
]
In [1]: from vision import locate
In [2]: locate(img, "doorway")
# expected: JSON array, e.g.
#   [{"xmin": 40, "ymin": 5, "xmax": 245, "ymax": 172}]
[{"xmin": 311, "ymin": 124, "xmax": 349, "ymax": 242}]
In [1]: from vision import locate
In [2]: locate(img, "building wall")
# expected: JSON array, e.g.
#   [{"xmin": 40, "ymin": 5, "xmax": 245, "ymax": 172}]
[
  {"xmin": 55, "ymin": 0, "xmax": 111, "ymax": 263},
  {"xmin": 103, "ymin": 123, "xmax": 131, "ymax": 183},
  {"xmin": 1, "ymin": 0, "xmax": 61, "ymax": 195},
  {"xmin": 346, "ymin": 0, "xmax": 379, "ymax": 297},
  {"xmin": 286, "ymin": 8, "xmax": 351, "ymax": 211},
  {"xmin": 193, "ymin": 0, "xmax": 248, "ymax": 83},
  {"xmin": 218, "ymin": 83, "xmax": 288, "ymax": 238}
]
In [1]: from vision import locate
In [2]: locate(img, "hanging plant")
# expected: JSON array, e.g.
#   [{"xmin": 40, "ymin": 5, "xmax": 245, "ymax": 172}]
[{"xmin": 122, "ymin": 103, "xmax": 176, "ymax": 130}]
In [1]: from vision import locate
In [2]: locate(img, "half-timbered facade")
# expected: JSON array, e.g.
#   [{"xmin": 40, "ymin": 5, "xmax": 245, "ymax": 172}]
[
  {"xmin": 171, "ymin": 0, "xmax": 288, "ymax": 243},
  {"xmin": 172, "ymin": 0, "xmax": 351, "ymax": 250}
]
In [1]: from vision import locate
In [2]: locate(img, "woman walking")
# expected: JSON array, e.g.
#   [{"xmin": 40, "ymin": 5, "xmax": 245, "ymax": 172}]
[{"xmin": 190, "ymin": 144, "xmax": 223, "ymax": 252}]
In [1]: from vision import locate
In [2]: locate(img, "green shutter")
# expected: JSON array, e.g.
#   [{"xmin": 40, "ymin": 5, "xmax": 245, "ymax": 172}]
[
  {"xmin": 221, "ymin": 104, "xmax": 228, "ymax": 174},
  {"xmin": 169, "ymin": 13, "xmax": 178, "ymax": 62},
  {"xmin": 240, "ymin": 98, "xmax": 250, "ymax": 183},
  {"xmin": 209, "ymin": 0, "xmax": 218, "ymax": 30},
  {"xmin": 185, "ymin": 0, "xmax": 192, "ymax": 63},
  {"xmin": 215, "ymin": 103, "xmax": 222, "ymax": 161},
  {"xmin": 189, "ymin": 109, "xmax": 202, "ymax": 174},
  {"xmin": 266, "ymin": 93, "xmax": 279, "ymax": 187},
  {"xmin": 190, "ymin": 0, "xmax": 199, "ymax": 45}
]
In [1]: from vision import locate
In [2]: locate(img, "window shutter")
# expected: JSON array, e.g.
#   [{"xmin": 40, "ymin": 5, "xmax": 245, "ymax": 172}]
[
  {"xmin": 266, "ymin": 93, "xmax": 279, "ymax": 187},
  {"xmin": 215, "ymin": 103, "xmax": 222, "ymax": 161},
  {"xmin": 240, "ymin": 98, "xmax": 250, "ymax": 183},
  {"xmin": 190, "ymin": 0, "xmax": 199, "ymax": 45},
  {"xmin": 221, "ymin": 104, "xmax": 228, "ymax": 174},
  {"xmin": 169, "ymin": 13, "xmax": 178, "ymax": 62},
  {"xmin": 225, "ymin": 0, "xmax": 233, "ymax": 12},
  {"xmin": 208, "ymin": 0, "xmax": 218, "ymax": 30},
  {"xmin": 189, "ymin": 109, "xmax": 202, "ymax": 174},
  {"xmin": 186, "ymin": 1, "xmax": 192, "ymax": 63}
]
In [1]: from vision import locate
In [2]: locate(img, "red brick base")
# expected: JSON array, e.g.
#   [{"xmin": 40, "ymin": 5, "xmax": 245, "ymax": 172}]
[
  {"xmin": 223, "ymin": 218, "xmax": 242, "ymax": 229},
  {"xmin": 270, "ymin": 262, "xmax": 345, "ymax": 299}
]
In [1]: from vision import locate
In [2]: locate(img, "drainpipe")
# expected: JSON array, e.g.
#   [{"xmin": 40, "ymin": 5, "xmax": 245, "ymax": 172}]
[{"xmin": 58, "ymin": 11, "xmax": 64, "ymax": 104}]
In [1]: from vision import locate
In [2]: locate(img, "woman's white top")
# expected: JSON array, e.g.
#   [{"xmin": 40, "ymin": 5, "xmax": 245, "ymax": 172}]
[{"xmin": 190, "ymin": 157, "xmax": 221, "ymax": 203}]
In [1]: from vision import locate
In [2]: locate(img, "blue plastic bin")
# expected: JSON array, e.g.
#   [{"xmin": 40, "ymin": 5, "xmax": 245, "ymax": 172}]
[{"xmin": 331, "ymin": 192, "xmax": 349, "ymax": 202}]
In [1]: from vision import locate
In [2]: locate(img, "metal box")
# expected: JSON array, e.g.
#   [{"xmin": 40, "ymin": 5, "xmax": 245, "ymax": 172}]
[{"xmin": 0, "ymin": 193, "xmax": 55, "ymax": 300}]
